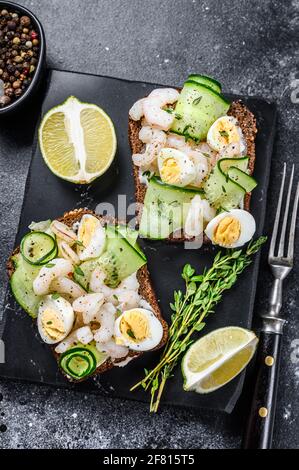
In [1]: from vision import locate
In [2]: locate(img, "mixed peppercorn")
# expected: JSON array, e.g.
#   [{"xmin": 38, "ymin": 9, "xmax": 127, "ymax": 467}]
[{"xmin": 0, "ymin": 8, "xmax": 40, "ymax": 108}]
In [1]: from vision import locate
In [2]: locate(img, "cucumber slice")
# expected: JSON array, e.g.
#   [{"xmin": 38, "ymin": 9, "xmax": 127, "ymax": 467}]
[
  {"xmin": 60, "ymin": 346, "xmax": 97, "ymax": 379},
  {"xmin": 59, "ymin": 342, "xmax": 107, "ymax": 379},
  {"xmin": 188, "ymin": 74, "xmax": 222, "ymax": 94},
  {"xmin": 10, "ymin": 253, "xmax": 42, "ymax": 318},
  {"xmin": 171, "ymin": 81, "xmax": 230, "ymax": 141},
  {"xmin": 21, "ymin": 231, "xmax": 57, "ymax": 265},
  {"xmin": 204, "ymin": 157, "xmax": 251, "ymax": 210},
  {"xmin": 228, "ymin": 167, "xmax": 257, "ymax": 193},
  {"xmin": 116, "ymin": 224, "xmax": 146, "ymax": 260},
  {"xmin": 74, "ymin": 225, "xmax": 147, "ymax": 289},
  {"xmin": 139, "ymin": 177, "xmax": 203, "ymax": 239}
]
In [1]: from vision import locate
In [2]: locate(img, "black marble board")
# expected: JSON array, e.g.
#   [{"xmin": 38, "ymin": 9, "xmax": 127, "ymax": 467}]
[{"xmin": 0, "ymin": 69, "xmax": 277, "ymax": 412}]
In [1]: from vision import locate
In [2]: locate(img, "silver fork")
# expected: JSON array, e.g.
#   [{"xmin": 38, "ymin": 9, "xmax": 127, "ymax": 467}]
[{"xmin": 243, "ymin": 163, "xmax": 299, "ymax": 449}]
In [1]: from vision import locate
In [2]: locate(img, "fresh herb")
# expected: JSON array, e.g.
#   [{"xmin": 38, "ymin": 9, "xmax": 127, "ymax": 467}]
[
  {"xmin": 131, "ymin": 236, "xmax": 267, "ymax": 412},
  {"xmin": 202, "ymin": 152, "xmax": 211, "ymax": 159},
  {"xmin": 116, "ymin": 308, "xmax": 122, "ymax": 318},
  {"xmin": 127, "ymin": 329, "xmax": 136, "ymax": 340},
  {"xmin": 51, "ymin": 293, "xmax": 60, "ymax": 300},
  {"xmin": 192, "ymin": 96, "xmax": 202, "ymax": 106},
  {"xmin": 46, "ymin": 321, "xmax": 53, "ymax": 325},
  {"xmin": 113, "ymin": 294, "xmax": 119, "ymax": 301},
  {"xmin": 183, "ymin": 124, "xmax": 191, "ymax": 134},
  {"xmin": 219, "ymin": 130, "xmax": 229, "ymax": 138},
  {"xmin": 74, "ymin": 240, "xmax": 84, "ymax": 247},
  {"xmin": 175, "ymin": 113, "xmax": 182, "ymax": 120},
  {"xmin": 74, "ymin": 265, "xmax": 84, "ymax": 276},
  {"xmin": 222, "ymin": 185, "xmax": 227, "ymax": 194},
  {"xmin": 45, "ymin": 263, "xmax": 55, "ymax": 268},
  {"xmin": 142, "ymin": 170, "xmax": 154, "ymax": 180}
]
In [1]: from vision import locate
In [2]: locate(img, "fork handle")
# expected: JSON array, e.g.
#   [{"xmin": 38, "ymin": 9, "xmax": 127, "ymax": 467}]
[{"xmin": 243, "ymin": 330, "xmax": 282, "ymax": 449}]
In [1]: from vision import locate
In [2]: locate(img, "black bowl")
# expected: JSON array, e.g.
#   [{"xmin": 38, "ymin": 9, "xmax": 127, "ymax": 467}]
[{"xmin": 0, "ymin": 1, "xmax": 46, "ymax": 115}]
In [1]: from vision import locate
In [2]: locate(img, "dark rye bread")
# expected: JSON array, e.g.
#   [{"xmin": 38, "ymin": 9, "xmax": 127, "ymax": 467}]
[
  {"xmin": 7, "ymin": 208, "xmax": 168, "ymax": 383},
  {"xmin": 128, "ymin": 98, "xmax": 257, "ymax": 243}
]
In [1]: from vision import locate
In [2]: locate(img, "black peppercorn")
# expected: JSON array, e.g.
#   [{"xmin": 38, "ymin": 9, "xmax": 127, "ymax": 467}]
[
  {"xmin": 7, "ymin": 21, "xmax": 16, "ymax": 31},
  {"xmin": 14, "ymin": 88, "xmax": 22, "ymax": 97}
]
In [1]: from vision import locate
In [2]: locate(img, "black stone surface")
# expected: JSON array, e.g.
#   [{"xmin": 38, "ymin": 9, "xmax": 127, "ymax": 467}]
[{"xmin": 0, "ymin": 0, "xmax": 298, "ymax": 449}]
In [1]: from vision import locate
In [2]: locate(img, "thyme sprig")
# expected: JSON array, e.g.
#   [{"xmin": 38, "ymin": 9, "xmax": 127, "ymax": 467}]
[{"xmin": 131, "ymin": 236, "xmax": 267, "ymax": 412}]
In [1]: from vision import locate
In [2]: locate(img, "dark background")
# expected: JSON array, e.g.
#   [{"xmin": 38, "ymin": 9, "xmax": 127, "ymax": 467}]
[{"xmin": 0, "ymin": 0, "xmax": 298, "ymax": 449}]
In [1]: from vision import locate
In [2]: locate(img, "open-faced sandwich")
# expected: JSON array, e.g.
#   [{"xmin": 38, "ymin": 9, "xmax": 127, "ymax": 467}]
[
  {"xmin": 129, "ymin": 74, "xmax": 258, "ymax": 246},
  {"xmin": 7, "ymin": 209, "xmax": 168, "ymax": 382}
]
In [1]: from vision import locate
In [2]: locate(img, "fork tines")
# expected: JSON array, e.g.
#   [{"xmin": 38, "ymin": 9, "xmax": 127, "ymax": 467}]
[{"xmin": 269, "ymin": 163, "xmax": 299, "ymax": 263}]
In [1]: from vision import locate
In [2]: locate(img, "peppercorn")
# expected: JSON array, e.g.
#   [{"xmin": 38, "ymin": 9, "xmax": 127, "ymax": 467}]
[
  {"xmin": 20, "ymin": 16, "xmax": 31, "ymax": 27},
  {"xmin": 14, "ymin": 88, "xmax": 22, "ymax": 97},
  {"xmin": 0, "ymin": 8, "xmax": 39, "ymax": 107},
  {"xmin": 14, "ymin": 55, "xmax": 23, "ymax": 63},
  {"xmin": 0, "ymin": 95, "xmax": 11, "ymax": 107},
  {"xmin": 5, "ymin": 87, "xmax": 14, "ymax": 97},
  {"xmin": 7, "ymin": 21, "xmax": 16, "ymax": 31}
]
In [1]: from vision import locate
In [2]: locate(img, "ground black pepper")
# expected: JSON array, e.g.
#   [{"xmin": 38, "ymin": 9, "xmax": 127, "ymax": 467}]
[{"xmin": 0, "ymin": 8, "xmax": 40, "ymax": 108}]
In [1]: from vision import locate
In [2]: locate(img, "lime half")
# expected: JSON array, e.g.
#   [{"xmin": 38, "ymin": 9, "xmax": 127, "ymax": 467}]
[
  {"xmin": 39, "ymin": 96, "xmax": 117, "ymax": 184},
  {"xmin": 182, "ymin": 326, "xmax": 258, "ymax": 394}
]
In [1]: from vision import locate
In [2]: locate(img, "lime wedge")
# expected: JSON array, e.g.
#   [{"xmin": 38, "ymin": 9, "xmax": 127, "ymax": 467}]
[
  {"xmin": 182, "ymin": 326, "xmax": 258, "ymax": 394},
  {"xmin": 39, "ymin": 96, "xmax": 117, "ymax": 184}
]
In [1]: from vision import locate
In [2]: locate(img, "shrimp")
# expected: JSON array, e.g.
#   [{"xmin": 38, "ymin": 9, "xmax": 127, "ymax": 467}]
[
  {"xmin": 50, "ymin": 220, "xmax": 77, "ymax": 244},
  {"xmin": 196, "ymin": 142, "xmax": 219, "ymax": 167},
  {"xmin": 93, "ymin": 303, "xmax": 116, "ymax": 343},
  {"xmin": 75, "ymin": 326, "xmax": 94, "ymax": 345},
  {"xmin": 96, "ymin": 339, "xmax": 129, "ymax": 359},
  {"xmin": 132, "ymin": 128, "xmax": 166, "ymax": 170},
  {"xmin": 184, "ymin": 196, "xmax": 216, "ymax": 239},
  {"xmin": 33, "ymin": 258, "xmax": 74, "ymax": 296},
  {"xmin": 219, "ymin": 141, "xmax": 245, "ymax": 159},
  {"xmin": 166, "ymin": 133, "xmax": 188, "ymax": 150},
  {"xmin": 113, "ymin": 290, "xmax": 140, "ymax": 310},
  {"xmin": 72, "ymin": 293, "xmax": 105, "ymax": 324},
  {"xmin": 58, "ymin": 241, "xmax": 80, "ymax": 265},
  {"xmin": 186, "ymin": 149, "xmax": 210, "ymax": 186},
  {"xmin": 119, "ymin": 273, "xmax": 139, "ymax": 292},
  {"xmin": 89, "ymin": 268, "xmax": 113, "ymax": 298},
  {"xmin": 129, "ymin": 98, "xmax": 146, "ymax": 121},
  {"xmin": 54, "ymin": 332, "xmax": 78, "ymax": 354},
  {"xmin": 184, "ymin": 195, "xmax": 204, "ymax": 239},
  {"xmin": 143, "ymin": 88, "xmax": 180, "ymax": 131},
  {"xmin": 50, "ymin": 276, "xmax": 85, "ymax": 299}
]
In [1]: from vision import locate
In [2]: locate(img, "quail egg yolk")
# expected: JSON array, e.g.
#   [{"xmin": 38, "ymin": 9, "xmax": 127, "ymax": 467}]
[
  {"xmin": 213, "ymin": 216, "xmax": 241, "ymax": 246},
  {"xmin": 160, "ymin": 158, "xmax": 180, "ymax": 185},
  {"xmin": 41, "ymin": 309, "xmax": 65, "ymax": 341},
  {"xmin": 119, "ymin": 310, "xmax": 150, "ymax": 343},
  {"xmin": 78, "ymin": 217, "xmax": 98, "ymax": 247},
  {"xmin": 215, "ymin": 121, "xmax": 240, "ymax": 145}
]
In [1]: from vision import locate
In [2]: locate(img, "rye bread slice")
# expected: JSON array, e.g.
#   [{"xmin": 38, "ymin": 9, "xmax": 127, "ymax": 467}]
[
  {"xmin": 7, "ymin": 208, "xmax": 168, "ymax": 383},
  {"xmin": 128, "ymin": 98, "xmax": 257, "ymax": 243}
]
